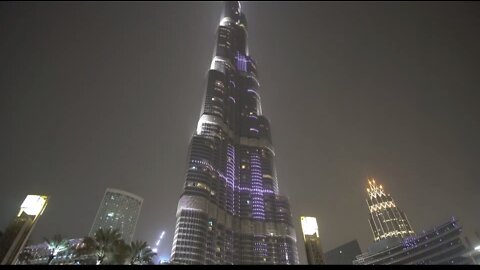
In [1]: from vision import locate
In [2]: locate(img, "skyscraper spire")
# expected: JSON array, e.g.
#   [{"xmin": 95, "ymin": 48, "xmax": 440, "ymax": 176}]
[
  {"xmin": 366, "ymin": 178, "xmax": 415, "ymax": 242},
  {"xmin": 170, "ymin": 1, "xmax": 299, "ymax": 264}
]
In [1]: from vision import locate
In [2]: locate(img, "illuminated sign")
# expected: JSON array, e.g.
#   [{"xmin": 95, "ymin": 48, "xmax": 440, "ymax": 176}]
[
  {"xmin": 301, "ymin": 216, "xmax": 319, "ymax": 238},
  {"xmin": 18, "ymin": 195, "xmax": 48, "ymax": 217}
]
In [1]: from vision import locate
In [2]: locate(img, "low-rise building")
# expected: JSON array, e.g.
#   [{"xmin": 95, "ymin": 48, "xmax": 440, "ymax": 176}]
[{"xmin": 353, "ymin": 217, "xmax": 473, "ymax": 265}]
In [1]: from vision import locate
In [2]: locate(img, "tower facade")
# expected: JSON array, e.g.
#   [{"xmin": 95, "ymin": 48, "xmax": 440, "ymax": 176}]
[
  {"xmin": 300, "ymin": 216, "xmax": 325, "ymax": 265},
  {"xmin": 89, "ymin": 188, "xmax": 143, "ymax": 243},
  {"xmin": 366, "ymin": 178, "xmax": 414, "ymax": 242},
  {"xmin": 170, "ymin": 1, "xmax": 299, "ymax": 264}
]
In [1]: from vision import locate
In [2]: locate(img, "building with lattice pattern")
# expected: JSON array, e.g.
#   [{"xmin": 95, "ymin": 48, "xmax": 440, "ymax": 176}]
[{"xmin": 366, "ymin": 178, "xmax": 415, "ymax": 242}]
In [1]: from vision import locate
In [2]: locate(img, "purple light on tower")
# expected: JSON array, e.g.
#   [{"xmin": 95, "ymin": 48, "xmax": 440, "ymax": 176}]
[
  {"xmin": 171, "ymin": 1, "xmax": 300, "ymax": 264},
  {"xmin": 226, "ymin": 144, "xmax": 236, "ymax": 215},
  {"xmin": 250, "ymin": 153, "xmax": 265, "ymax": 220},
  {"xmin": 235, "ymin": 51, "xmax": 248, "ymax": 72}
]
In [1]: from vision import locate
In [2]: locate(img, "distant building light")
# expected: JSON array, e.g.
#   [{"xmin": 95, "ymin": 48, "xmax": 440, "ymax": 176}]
[
  {"xmin": 475, "ymin": 245, "xmax": 480, "ymax": 251},
  {"xmin": 301, "ymin": 216, "xmax": 319, "ymax": 238}
]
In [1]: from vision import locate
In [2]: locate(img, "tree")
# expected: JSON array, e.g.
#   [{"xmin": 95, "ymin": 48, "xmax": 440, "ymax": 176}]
[
  {"xmin": 128, "ymin": 241, "xmax": 157, "ymax": 265},
  {"xmin": 110, "ymin": 239, "xmax": 131, "ymax": 265},
  {"xmin": 44, "ymin": 234, "xmax": 68, "ymax": 265},
  {"xmin": 73, "ymin": 237, "xmax": 97, "ymax": 265},
  {"xmin": 17, "ymin": 248, "xmax": 33, "ymax": 265},
  {"xmin": 93, "ymin": 228, "xmax": 122, "ymax": 265},
  {"xmin": 73, "ymin": 229, "xmax": 126, "ymax": 265},
  {"xmin": 73, "ymin": 229, "xmax": 155, "ymax": 265}
]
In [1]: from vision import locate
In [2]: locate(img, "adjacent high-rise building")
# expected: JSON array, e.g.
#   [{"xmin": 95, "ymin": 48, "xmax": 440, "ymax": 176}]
[
  {"xmin": 89, "ymin": 188, "xmax": 143, "ymax": 243},
  {"xmin": 366, "ymin": 178, "xmax": 415, "ymax": 242},
  {"xmin": 170, "ymin": 1, "xmax": 299, "ymax": 264},
  {"xmin": 0, "ymin": 195, "xmax": 48, "ymax": 265},
  {"xmin": 324, "ymin": 240, "xmax": 362, "ymax": 265},
  {"xmin": 300, "ymin": 216, "xmax": 325, "ymax": 265}
]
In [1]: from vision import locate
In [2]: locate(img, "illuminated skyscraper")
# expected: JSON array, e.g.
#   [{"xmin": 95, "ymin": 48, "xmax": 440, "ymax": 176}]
[
  {"xmin": 366, "ymin": 178, "xmax": 415, "ymax": 242},
  {"xmin": 300, "ymin": 216, "xmax": 325, "ymax": 265},
  {"xmin": 89, "ymin": 188, "xmax": 143, "ymax": 243},
  {"xmin": 0, "ymin": 195, "xmax": 48, "ymax": 265},
  {"xmin": 170, "ymin": 1, "xmax": 299, "ymax": 264}
]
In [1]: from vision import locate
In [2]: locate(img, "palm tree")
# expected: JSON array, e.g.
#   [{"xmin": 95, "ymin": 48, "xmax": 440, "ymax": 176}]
[
  {"xmin": 74, "ymin": 229, "xmax": 128, "ymax": 265},
  {"xmin": 128, "ymin": 241, "xmax": 157, "ymax": 265},
  {"xmin": 73, "ymin": 229, "xmax": 155, "ymax": 265},
  {"xmin": 93, "ymin": 228, "xmax": 122, "ymax": 265},
  {"xmin": 73, "ymin": 236, "xmax": 97, "ymax": 265},
  {"xmin": 44, "ymin": 234, "xmax": 68, "ymax": 265},
  {"xmin": 111, "ymin": 239, "xmax": 131, "ymax": 265},
  {"xmin": 17, "ymin": 248, "xmax": 34, "ymax": 265}
]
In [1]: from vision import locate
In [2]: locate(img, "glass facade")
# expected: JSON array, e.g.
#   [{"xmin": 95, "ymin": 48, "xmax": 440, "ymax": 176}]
[
  {"xmin": 89, "ymin": 188, "xmax": 143, "ymax": 244},
  {"xmin": 170, "ymin": 1, "xmax": 299, "ymax": 265},
  {"xmin": 324, "ymin": 240, "xmax": 362, "ymax": 265}
]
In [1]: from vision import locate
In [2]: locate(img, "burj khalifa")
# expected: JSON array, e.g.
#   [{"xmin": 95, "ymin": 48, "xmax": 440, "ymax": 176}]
[{"xmin": 170, "ymin": 2, "xmax": 299, "ymax": 264}]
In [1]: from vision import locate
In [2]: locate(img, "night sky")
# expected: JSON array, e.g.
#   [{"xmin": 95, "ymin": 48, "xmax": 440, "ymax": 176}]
[{"xmin": 1, "ymin": 2, "xmax": 479, "ymax": 264}]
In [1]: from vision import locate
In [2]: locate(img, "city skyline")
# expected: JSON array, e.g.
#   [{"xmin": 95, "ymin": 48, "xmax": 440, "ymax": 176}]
[{"xmin": 1, "ymin": 2, "xmax": 479, "ymax": 264}]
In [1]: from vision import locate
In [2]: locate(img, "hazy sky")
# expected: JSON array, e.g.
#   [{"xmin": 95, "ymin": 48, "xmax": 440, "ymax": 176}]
[{"xmin": 1, "ymin": 2, "xmax": 479, "ymax": 264}]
